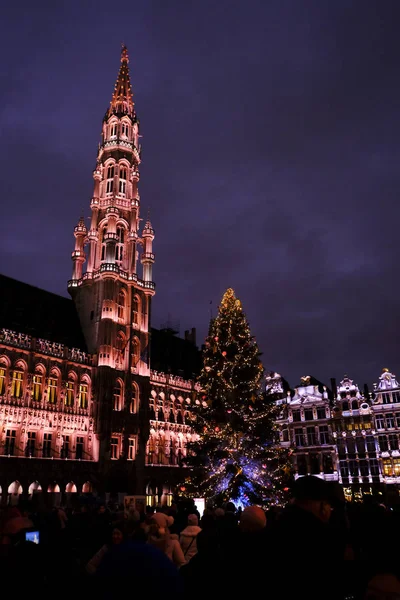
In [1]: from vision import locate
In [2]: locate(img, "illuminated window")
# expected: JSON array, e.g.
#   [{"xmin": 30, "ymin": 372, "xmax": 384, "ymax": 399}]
[
  {"xmin": 117, "ymin": 291, "xmax": 125, "ymax": 320},
  {"xmin": 130, "ymin": 384, "xmax": 139, "ymax": 414},
  {"xmin": 11, "ymin": 371, "xmax": 23, "ymax": 398},
  {"xmin": 42, "ymin": 433, "xmax": 52, "ymax": 458},
  {"xmin": 26, "ymin": 432, "xmax": 36, "ymax": 457},
  {"xmin": 5, "ymin": 430, "xmax": 16, "ymax": 455},
  {"xmin": 78, "ymin": 383, "xmax": 88, "ymax": 409},
  {"xmin": 76, "ymin": 436, "xmax": 84, "ymax": 459},
  {"xmin": 383, "ymin": 458, "xmax": 393, "ymax": 477},
  {"xmin": 65, "ymin": 380, "xmax": 75, "ymax": 406},
  {"xmin": 132, "ymin": 297, "xmax": 139, "ymax": 325},
  {"xmin": 110, "ymin": 123, "xmax": 117, "ymax": 138},
  {"xmin": 111, "ymin": 436, "xmax": 119, "ymax": 460},
  {"xmin": 113, "ymin": 381, "xmax": 122, "ymax": 411},
  {"xmin": 0, "ymin": 368, "xmax": 5, "ymax": 395},
  {"xmin": 393, "ymin": 458, "xmax": 400, "ymax": 476},
  {"xmin": 47, "ymin": 377, "xmax": 57, "ymax": 404},
  {"xmin": 128, "ymin": 438, "xmax": 135, "ymax": 460}
]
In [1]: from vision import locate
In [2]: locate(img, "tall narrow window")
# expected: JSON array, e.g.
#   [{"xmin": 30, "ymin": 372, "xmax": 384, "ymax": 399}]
[
  {"xmin": 106, "ymin": 165, "xmax": 114, "ymax": 194},
  {"xmin": 26, "ymin": 432, "xmax": 36, "ymax": 457},
  {"xmin": 121, "ymin": 122, "xmax": 129, "ymax": 137},
  {"xmin": 132, "ymin": 297, "xmax": 139, "ymax": 325},
  {"xmin": 76, "ymin": 436, "xmax": 84, "ymax": 459},
  {"xmin": 42, "ymin": 433, "xmax": 52, "ymax": 458},
  {"xmin": 115, "ymin": 227, "xmax": 124, "ymax": 264},
  {"xmin": 78, "ymin": 383, "xmax": 88, "ymax": 409},
  {"xmin": 130, "ymin": 384, "xmax": 139, "ymax": 414},
  {"xmin": 113, "ymin": 381, "xmax": 122, "ymax": 411},
  {"xmin": 11, "ymin": 371, "xmax": 23, "ymax": 398},
  {"xmin": 47, "ymin": 377, "xmax": 57, "ymax": 404},
  {"xmin": 65, "ymin": 380, "xmax": 75, "ymax": 406},
  {"xmin": 32, "ymin": 374, "xmax": 43, "ymax": 401},
  {"xmin": 110, "ymin": 437, "xmax": 119, "ymax": 459},
  {"xmin": 132, "ymin": 339, "xmax": 139, "ymax": 369},
  {"xmin": 119, "ymin": 167, "xmax": 127, "ymax": 195},
  {"xmin": 117, "ymin": 291, "xmax": 125, "ymax": 320},
  {"xmin": 110, "ymin": 123, "xmax": 117, "ymax": 138},
  {"xmin": 61, "ymin": 435, "xmax": 70, "ymax": 459},
  {"xmin": 5, "ymin": 430, "xmax": 16, "ymax": 455},
  {"xmin": 128, "ymin": 438, "xmax": 135, "ymax": 460},
  {"xmin": 0, "ymin": 367, "xmax": 5, "ymax": 395}
]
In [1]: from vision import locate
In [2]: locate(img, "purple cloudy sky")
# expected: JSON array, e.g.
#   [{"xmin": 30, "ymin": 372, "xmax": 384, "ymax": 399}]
[{"xmin": 1, "ymin": 0, "xmax": 400, "ymax": 388}]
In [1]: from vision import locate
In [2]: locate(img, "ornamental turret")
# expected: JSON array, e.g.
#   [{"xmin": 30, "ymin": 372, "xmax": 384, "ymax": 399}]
[
  {"xmin": 141, "ymin": 217, "xmax": 155, "ymax": 283},
  {"xmin": 71, "ymin": 216, "xmax": 87, "ymax": 281}
]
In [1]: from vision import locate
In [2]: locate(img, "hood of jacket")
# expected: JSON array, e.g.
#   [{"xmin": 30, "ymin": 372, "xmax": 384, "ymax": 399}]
[{"xmin": 180, "ymin": 525, "xmax": 202, "ymax": 537}]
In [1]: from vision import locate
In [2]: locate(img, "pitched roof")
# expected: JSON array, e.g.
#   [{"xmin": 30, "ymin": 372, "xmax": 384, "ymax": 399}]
[{"xmin": 0, "ymin": 274, "xmax": 87, "ymax": 351}]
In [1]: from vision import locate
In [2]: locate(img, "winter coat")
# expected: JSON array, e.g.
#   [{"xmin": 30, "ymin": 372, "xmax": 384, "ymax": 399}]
[
  {"xmin": 148, "ymin": 534, "xmax": 186, "ymax": 568},
  {"xmin": 179, "ymin": 525, "xmax": 202, "ymax": 562}
]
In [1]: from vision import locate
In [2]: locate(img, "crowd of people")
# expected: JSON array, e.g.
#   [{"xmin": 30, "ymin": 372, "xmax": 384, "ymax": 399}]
[{"xmin": 1, "ymin": 476, "xmax": 400, "ymax": 599}]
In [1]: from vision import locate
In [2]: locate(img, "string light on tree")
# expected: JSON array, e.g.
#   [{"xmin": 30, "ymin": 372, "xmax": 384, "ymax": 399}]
[{"xmin": 182, "ymin": 288, "xmax": 290, "ymax": 507}]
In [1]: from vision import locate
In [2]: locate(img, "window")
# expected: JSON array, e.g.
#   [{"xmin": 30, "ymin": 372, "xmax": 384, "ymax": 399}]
[
  {"xmin": 386, "ymin": 413, "xmax": 395, "ymax": 428},
  {"xmin": 393, "ymin": 458, "xmax": 400, "ymax": 476},
  {"xmin": 42, "ymin": 433, "xmax": 52, "ymax": 458},
  {"xmin": 319, "ymin": 425, "xmax": 330, "ymax": 445},
  {"xmin": 11, "ymin": 371, "xmax": 23, "ymax": 398},
  {"xmin": 337, "ymin": 438, "xmax": 346, "ymax": 457},
  {"xmin": 370, "ymin": 459, "xmax": 380, "ymax": 477},
  {"xmin": 5, "ymin": 430, "xmax": 16, "ymax": 455},
  {"xmin": 359, "ymin": 460, "xmax": 369, "ymax": 477},
  {"xmin": 110, "ymin": 123, "xmax": 117, "ymax": 138},
  {"xmin": 32, "ymin": 375, "xmax": 43, "ymax": 401},
  {"xmin": 304, "ymin": 409, "xmax": 314, "ymax": 421},
  {"xmin": 339, "ymin": 460, "xmax": 349, "ymax": 478},
  {"xmin": 356, "ymin": 436, "xmax": 366, "ymax": 455},
  {"xmin": 309, "ymin": 453, "xmax": 320, "ymax": 474},
  {"xmin": 121, "ymin": 122, "xmax": 129, "ymax": 137},
  {"xmin": 113, "ymin": 382, "xmax": 122, "ymax": 411},
  {"xmin": 117, "ymin": 291, "xmax": 125, "ymax": 320},
  {"xmin": 349, "ymin": 460, "xmax": 359, "ymax": 478},
  {"xmin": 306, "ymin": 426, "xmax": 317, "ymax": 446},
  {"xmin": 130, "ymin": 384, "xmax": 138, "ymax": 414},
  {"xmin": 294, "ymin": 428, "xmax": 304, "ymax": 447},
  {"xmin": 351, "ymin": 400, "xmax": 359, "ymax": 410},
  {"xmin": 317, "ymin": 407, "xmax": 326, "ymax": 420},
  {"xmin": 132, "ymin": 339, "xmax": 139, "ymax": 369},
  {"xmin": 342, "ymin": 401, "xmax": 349, "ymax": 411},
  {"xmin": 119, "ymin": 167, "xmax": 127, "ymax": 195},
  {"xmin": 61, "ymin": 435, "xmax": 70, "ymax": 459},
  {"xmin": 282, "ymin": 429, "xmax": 289, "ymax": 442},
  {"xmin": 366, "ymin": 435, "xmax": 376, "ymax": 454},
  {"xmin": 76, "ymin": 436, "xmax": 84, "ymax": 459},
  {"xmin": 78, "ymin": 383, "xmax": 88, "ymax": 409},
  {"xmin": 383, "ymin": 459, "xmax": 393, "ymax": 477},
  {"xmin": 323, "ymin": 453, "xmax": 333, "ymax": 474},
  {"xmin": 26, "ymin": 432, "xmax": 36, "ymax": 457},
  {"xmin": 375, "ymin": 414, "xmax": 385, "ymax": 429},
  {"xmin": 389, "ymin": 434, "xmax": 399, "ymax": 451},
  {"xmin": 396, "ymin": 413, "xmax": 400, "ymax": 427},
  {"xmin": 379, "ymin": 435, "xmax": 389, "ymax": 452},
  {"xmin": 128, "ymin": 438, "xmax": 135, "ymax": 460},
  {"xmin": 346, "ymin": 437, "xmax": 356, "ymax": 455},
  {"xmin": 0, "ymin": 368, "xmax": 5, "ymax": 395},
  {"xmin": 101, "ymin": 226, "xmax": 107, "ymax": 261},
  {"xmin": 111, "ymin": 436, "xmax": 119, "ymax": 460},
  {"xmin": 392, "ymin": 391, "xmax": 400, "ymax": 403},
  {"xmin": 297, "ymin": 455, "xmax": 308, "ymax": 476},
  {"xmin": 115, "ymin": 227, "xmax": 124, "ymax": 263},
  {"xmin": 106, "ymin": 165, "xmax": 114, "ymax": 194},
  {"xmin": 47, "ymin": 377, "xmax": 57, "ymax": 404},
  {"xmin": 65, "ymin": 380, "xmax": 74, "ymax": 406},
  {"xmin": 132, "ymin": 297, "xmax": 139, "ymax": 325}
]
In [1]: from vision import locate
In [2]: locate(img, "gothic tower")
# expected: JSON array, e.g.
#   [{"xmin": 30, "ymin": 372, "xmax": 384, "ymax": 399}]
[{"xmin": 68, "ymin": 47, "xmax": 155, "ymax": 490}]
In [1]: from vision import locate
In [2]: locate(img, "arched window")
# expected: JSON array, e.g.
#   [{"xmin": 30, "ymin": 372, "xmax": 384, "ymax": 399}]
[
  {"xmin": 78, "ymin": 378, "xmax": 89, "ymax": 409},
  {"xmin": 117, "ymin": 290, "xmax": 126, "ymax": 320},
  {"xmin": 109, "ymin": 123, "xmax": 117, "ymax": 139},
  {"xmin": 121, "ymin": 122, "xmax": 129, "ymax": 138},
  {"xmin": 82, "ymin": 481, "xmax": 92, "ymax": 494},
  {"xmin": 65, "ymin": 375, "xmax": 76, "ymax": 407},
  {"xmin": 131, "ymin": 383, "xmax": 139, "ymax": 413},
  {"xmin": 11, "ymin": 367, "xmax": 24, "ymax": 399},
  {"xmin": 106, "ymin": 165, "xmax": 114, "ymax": 194},
  {"xmin": 351, "ymin": 400, "xmax": 358, "ymax": 410},
  {"xmin": 101, "ymin": 225, "xmax": 107, "ymax": 261},
  {"xmin": 32, "ymin": 371, "xmax": 44, "ymax": 401},
  {"xmin": 132, "ymin": 296, "xmax": 139, "ymax": 326},
  {"xmin": 115, "ymin": 227, "xmax": 124, "ymax": 264},
  {"xmin": 65, "ymin": 482, "xmax": 77, "ymax": 493},
  {"xmin": 132, "ymin": 338, "xmax": 139, "ymax": 370},
  {"xmin": 47, "ymin": 372, "xmax": 58, "ymax": 404},
  {"xmin": 119, "ymin": 167, "xmax": 127, "ymax": 195},
  {"xmin": 28, "ymin": 481, "xmax": 42, "ymax": 495},
  {"xmin": 0, "ymin": 360, "xmax": 7, "ymax": 396},
  {"xmin": 113, "ymin": 379, "xmax": 123, "ymax": 411},
  {"xmin": 342, "ymin": 401, "xmax": 349, "ymax": 411}
]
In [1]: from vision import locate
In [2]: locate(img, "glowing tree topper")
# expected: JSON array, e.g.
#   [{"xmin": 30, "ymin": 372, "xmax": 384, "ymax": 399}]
[{"xmin": 183, "ymin": 288, "xmax": 289, "ymax": 506}]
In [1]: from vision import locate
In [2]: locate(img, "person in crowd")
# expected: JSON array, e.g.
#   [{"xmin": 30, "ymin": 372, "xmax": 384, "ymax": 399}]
[
  {"xmin": 179, "ymin": 514, "xmax": 202, "ymax": 561},
  {"xmin": 147, "ymin": 514, "xmax": 186, "ymax": 568},
  {"xmin": 86, "ymin": 526, "xmax": 125, "ymax": 575}
]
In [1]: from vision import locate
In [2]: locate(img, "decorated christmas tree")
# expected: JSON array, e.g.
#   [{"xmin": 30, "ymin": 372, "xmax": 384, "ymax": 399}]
[{"xmin": 183, "ymin": 288, "xmax": 289, "ymax": 507}]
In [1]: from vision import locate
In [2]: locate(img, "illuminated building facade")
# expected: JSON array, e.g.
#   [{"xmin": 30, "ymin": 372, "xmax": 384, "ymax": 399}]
[{"xmin": 0, "ymin": 47, "xmax": 200, "ymax": 506}]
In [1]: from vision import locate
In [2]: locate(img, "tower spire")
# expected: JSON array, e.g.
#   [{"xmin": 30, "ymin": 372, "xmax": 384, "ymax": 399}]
[{"xmin": 107, "ymin": 44, "xmax": 135, "ymax": 119}]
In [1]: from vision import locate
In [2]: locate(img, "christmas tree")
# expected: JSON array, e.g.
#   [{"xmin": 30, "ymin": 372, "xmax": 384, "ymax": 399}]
[{"xmin": 183, "ymin": 288, "xmax": 289, "ymax": 507}]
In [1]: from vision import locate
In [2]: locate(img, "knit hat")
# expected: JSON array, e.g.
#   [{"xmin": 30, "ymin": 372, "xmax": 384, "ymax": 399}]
[
  {"xmin": 187, "ymin": 513, "xmax": 198, "ymax": 526},
  {"xmin": 239, "ymin": 506, "xmax": 267, "ymax": 532},
  {"xmin": 151, "ymin": 512, "xmax": 174, "ymax": 529}
]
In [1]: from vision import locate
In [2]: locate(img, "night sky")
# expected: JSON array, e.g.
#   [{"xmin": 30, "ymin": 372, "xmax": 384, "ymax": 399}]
[{"xmin": 1, "ymin": 1, "xmax": 400, "ymax": 389}]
